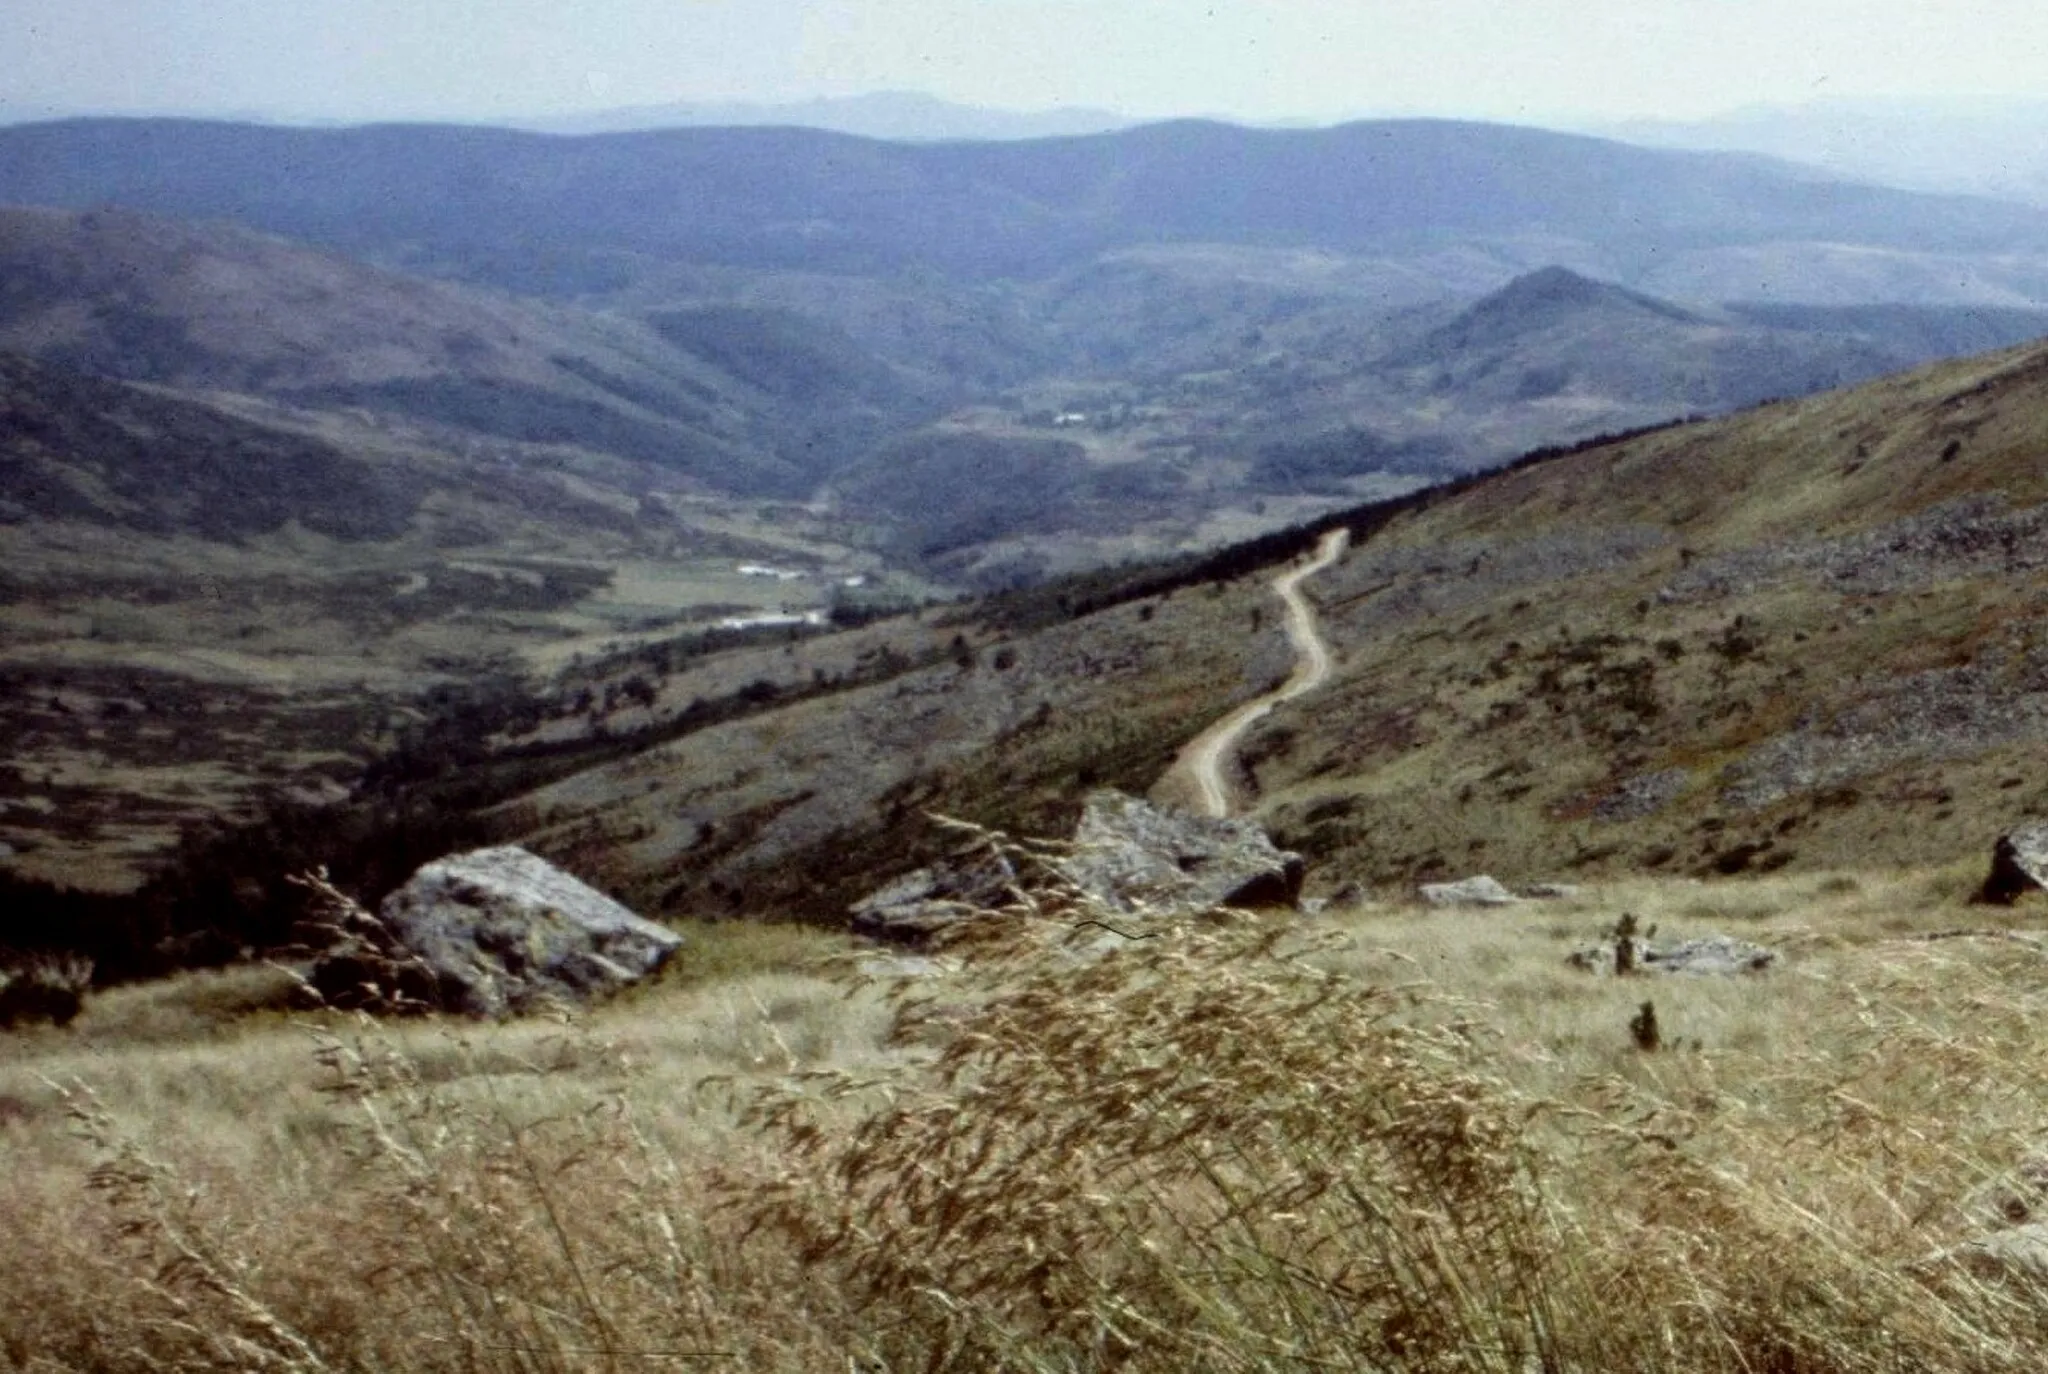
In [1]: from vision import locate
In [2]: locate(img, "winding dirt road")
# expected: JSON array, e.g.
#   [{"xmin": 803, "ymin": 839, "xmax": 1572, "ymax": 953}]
[{"xmin": 1162, "ymin": 526, "xmax": 1350, "ymax": 818}]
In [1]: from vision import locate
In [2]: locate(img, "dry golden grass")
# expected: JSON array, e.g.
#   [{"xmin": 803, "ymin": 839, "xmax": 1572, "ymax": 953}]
[{"xmin": 10, "ymin": 861, "xmax": 2048, "ymax": 1369}]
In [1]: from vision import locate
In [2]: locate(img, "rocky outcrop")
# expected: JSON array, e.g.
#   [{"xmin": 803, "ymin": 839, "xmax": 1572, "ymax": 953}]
[
  {"xmin": 1979, "ymin": 822, "xmax": 2048, "ymax": 904},
  {"xmin": 1419, "ymin": 875, "xmax": 1519, "ymax": 907},
  {"xmin": 308, "ymin": 846, "xmax": 681, "ymax": 1017},
  {"xmin": 1593, "ymin": 769, "xmax": 1690, "ymax": 822},
  {"xmin": 848, "ymin": 849, "xmax": 1023, "ymax": 946},
  {"xmin": 1720, "ymin": 659, "xmax": 2048, "ymax": 813},
  {"xmin": 1057, "ymin": 791, "xmax": 1305, "ymax": 916},
  {"xmin": 849, "ymin": 792, "xmax": 1305, "ymax": 945},
  {"xmin": 1662, "ymin": 496, "xmax": 2048, "ymax": 604}
]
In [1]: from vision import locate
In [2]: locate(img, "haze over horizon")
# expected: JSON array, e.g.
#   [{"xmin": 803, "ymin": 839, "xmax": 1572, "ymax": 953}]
[{"xmin": 7, "ymin": 0, "xmax": 2048, "ymax": 131}]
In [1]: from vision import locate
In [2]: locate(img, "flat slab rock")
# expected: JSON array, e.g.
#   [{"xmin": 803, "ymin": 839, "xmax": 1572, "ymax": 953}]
[
  {"xmin": 1419, "ymin": 875, "xmax": 1519, "ymax": 907},
  {"xmin": 312, "ymin": 845, "xmax": 681, "ymax": 1017},
  {"xmin": 1566, "ymin": 935, "xmax": 1777, "ymax": 976}
]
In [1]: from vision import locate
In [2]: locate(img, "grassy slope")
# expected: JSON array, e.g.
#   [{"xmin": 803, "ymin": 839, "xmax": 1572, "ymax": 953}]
[
  {"xmin": 11, "ymin": 867, "xmax": 2048, "ymax": 1368},
  {"xmin": 497, "ymin": 573, "xmax": 1285, "ymax": 920}
]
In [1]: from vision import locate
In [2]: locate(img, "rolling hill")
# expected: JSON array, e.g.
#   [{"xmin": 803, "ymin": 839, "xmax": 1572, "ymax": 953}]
[
  {"xmin": 15, "ymin": 193, "xmax": 2038, "ymax": 592},
  {"xmin": 16, "ymin": 295, "xmax": 2048, "ymax": 962},
  {"xmin": 0, "ymin": 205, "xmax": 943, "ymax": 495}
]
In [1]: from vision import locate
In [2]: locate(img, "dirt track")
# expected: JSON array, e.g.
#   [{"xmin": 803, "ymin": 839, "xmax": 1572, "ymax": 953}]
[{"xmin": 1161, "ymin": 527, "xmax": 1349, "ymax": 818}]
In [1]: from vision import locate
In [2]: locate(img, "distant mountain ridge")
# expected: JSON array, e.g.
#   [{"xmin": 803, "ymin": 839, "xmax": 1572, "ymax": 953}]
[
  {"xmin": 515, "ymin": 91, "xmax": 1134, "ymax": 141},
  {"xmin": 5, "ymin": 116, "xmax": 2048, "ymax": 301},
  {"xmin": 1603, "ymin": 97, "xmax": 2048, "ymax": 206}
]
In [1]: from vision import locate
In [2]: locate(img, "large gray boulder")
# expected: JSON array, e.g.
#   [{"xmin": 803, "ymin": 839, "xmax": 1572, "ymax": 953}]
[
  {"xmin": 1979, "ymin": 821, "xmax": 2048, "ymax": 904},
  {"xmin": 1056, "ymin": 791, "xmax": 1305, "ymax": 917},
  {"xmin": 848, "ymin": 792, "xmax": 1304, "ymax": 945},
  {"xmin": 310, "ymin": 846, "xmax": 680, "ymax": 1017}
]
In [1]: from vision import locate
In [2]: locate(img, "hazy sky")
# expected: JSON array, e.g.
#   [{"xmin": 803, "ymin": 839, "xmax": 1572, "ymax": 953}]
[{"xmin": 6, "ymin": 0, "xmax": 2048, "ymax": 126}]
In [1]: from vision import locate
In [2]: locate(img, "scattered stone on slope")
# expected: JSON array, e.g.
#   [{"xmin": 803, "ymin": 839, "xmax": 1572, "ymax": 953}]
[
  {"xmin": 1419, "ymin": 875, "xmax": 1519, "ymax": 907},
  {"xmin": 1720, "ymin": 658, "xmax": 2048, "ymax": 812},
  {"xmin": 1661, "ymin": 495, "xmax": 2048, "ymax": 603},
  {"xmin": 1978, "ymin": 821, "xmax": 2048, "ymax": 904},
  {"xmin": 1521, "ymin": 882, "xmax": 1583, "ymax": 900},
  {"xmin": 307, "ymin": 845, "xmax": 681, "ymax": 1017},
  {"xmin": 1566, "ymin": 934, "xmax": 1777, "ymax": 976},
  {"xmin": 1593, "ymin": 769, "xmax": 1690, "ymax": 822},
  {"xmin": 1056, "ymin": 790, "xmax": 1305, "ymax": 917}
]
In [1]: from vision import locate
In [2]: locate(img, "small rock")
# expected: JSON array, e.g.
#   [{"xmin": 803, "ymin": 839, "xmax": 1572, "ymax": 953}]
[
  {"xmin": 1966, "ymin": 1154, "xmax": 2048, "ymax": 1229},
  {"xmin": 1419, "ymin": 875, "xmax": 1519, "ymax": 907},
  {"xmin": 1979, "ymin": 821, "xmax": 2048, "ymax": 904},
  {"xmin": 856, "ymin": 955, "xmax": 950, "ymax": 979},
  {"xmin": 1641, "ymin": 936, "xmax": 1776, "ymax": 975},
  {"xmin": 1521, "ymin": 882, "xmax": 1582, "ymax": 900},
  {"xmin": 1929, "ymin": 1222, "xmax": 2048, "ymax": 1288}
]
